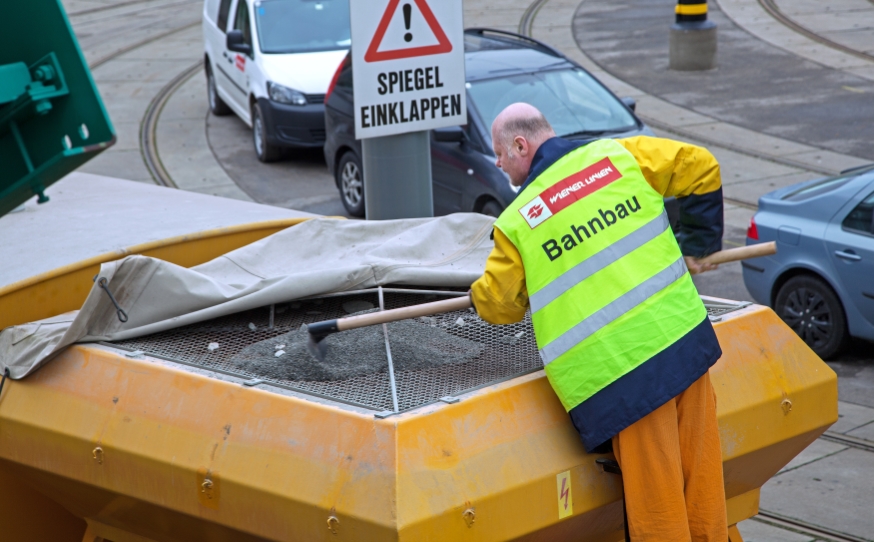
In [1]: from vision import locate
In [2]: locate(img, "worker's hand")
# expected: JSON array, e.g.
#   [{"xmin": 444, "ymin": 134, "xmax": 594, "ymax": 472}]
[{"xmin": 684, "ymin": 256, "xmax": 718, "ymax": 275}]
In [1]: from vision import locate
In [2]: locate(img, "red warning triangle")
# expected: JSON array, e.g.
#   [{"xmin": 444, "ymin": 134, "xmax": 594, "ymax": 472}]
[{"xmin": 364, "ymin": 0, "xmax": 453, "ymax": 62}]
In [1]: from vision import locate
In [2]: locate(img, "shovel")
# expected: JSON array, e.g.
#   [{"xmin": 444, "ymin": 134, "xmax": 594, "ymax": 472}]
[
  {"xmin": 306, "ymin": 295, "xmax": 472, "ymax": 362},
  {"xmin": 305, "ymin": 241, "xmax": 777, "ymax": 361}
]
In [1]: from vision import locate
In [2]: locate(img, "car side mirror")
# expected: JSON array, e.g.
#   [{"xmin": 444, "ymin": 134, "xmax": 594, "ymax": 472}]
[
  {"xmin": 621, "ymin": 97, "xmax": 637, "ymax": 112},
  {"xmin": 226, "ymin": 30, "xmax": 251, "ymax": 55},
  {"xmin": 433, "ymin": 125, "xmax": 465, "ymax": 143}
]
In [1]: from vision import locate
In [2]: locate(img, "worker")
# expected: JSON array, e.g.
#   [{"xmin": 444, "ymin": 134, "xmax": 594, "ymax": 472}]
[{"xmin": 470, "ymin": 103, "xmax": 726, "ymax": 540}]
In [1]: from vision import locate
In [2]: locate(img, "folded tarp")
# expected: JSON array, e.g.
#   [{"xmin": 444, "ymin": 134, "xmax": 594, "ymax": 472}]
[{"xmin": 1, "ymin": 214, "xmax": 495, "ymax": 379}]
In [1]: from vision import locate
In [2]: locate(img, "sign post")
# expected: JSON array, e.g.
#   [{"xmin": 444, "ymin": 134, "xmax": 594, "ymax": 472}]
[{"xmin": 350, "ymin": 0, "xmax": 466, "ymax": 220}]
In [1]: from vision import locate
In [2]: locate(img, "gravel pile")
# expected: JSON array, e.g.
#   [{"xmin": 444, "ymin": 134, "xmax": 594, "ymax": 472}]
[{"xmin": 230, "ymin": 313, "xmax": 484, "ymax": 381}]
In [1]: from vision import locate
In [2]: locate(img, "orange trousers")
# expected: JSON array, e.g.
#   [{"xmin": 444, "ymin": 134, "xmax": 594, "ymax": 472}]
[{"xmin": 612, "ymin": 372, "xmax": 727, "ymax": 541}]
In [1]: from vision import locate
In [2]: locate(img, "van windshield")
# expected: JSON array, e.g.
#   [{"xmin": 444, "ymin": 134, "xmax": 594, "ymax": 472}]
[
  {"xmin": 254, "ymin": 0, "xmax": 350, "ymax": 54},
  {"xmin": 468, "ymin": 69, "xmax": 637, "ymax": 140}
]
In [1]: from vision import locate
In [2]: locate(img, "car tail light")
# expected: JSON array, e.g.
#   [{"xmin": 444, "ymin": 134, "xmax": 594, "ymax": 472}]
[
  {"xmin": 747, "ymin": 216, "xmax": 759, "ymax": 240},
  {"xmin": 325, "ymin": 57, "xmax": 346, "ymax": 104}
]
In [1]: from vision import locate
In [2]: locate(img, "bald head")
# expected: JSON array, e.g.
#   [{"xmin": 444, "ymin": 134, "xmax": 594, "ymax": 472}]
[
  {"xmin": 490, "ymin": 103, "xmax": 556, "ymax": 186},
  {"xmin": 492, "ymin": 103, "xmax": 555, "ymax": 151}
]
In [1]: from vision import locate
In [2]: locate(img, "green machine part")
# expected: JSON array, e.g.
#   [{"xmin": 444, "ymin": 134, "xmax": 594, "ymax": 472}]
[{"xmin": 0, "ymin": 0, "xmax": 115, "ymax": 218}]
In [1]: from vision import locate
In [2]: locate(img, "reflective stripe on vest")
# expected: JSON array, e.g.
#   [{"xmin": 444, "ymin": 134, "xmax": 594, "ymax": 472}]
[{"xmin": 495, "ymin": 139, "xmax": 707, "ymax": 411}]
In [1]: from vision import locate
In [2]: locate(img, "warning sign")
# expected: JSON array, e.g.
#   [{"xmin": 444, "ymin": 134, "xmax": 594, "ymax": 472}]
[
  {"xmin": 364, "ymin": 0, "xmax": 452, "ymax": 62},
  {"xmin": 350, "ymin": 0, "xmax": 466, "ymax": 139},
  {"xmin": 556, "ymin": 470, "xmax": 573, "ymax": 519}
]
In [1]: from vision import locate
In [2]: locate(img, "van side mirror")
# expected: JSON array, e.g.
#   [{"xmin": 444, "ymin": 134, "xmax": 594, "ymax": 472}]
[
  {"xmin": 433, "ymin": 125, "xmax": 465, "ymax": 143},
  {"xmin": 621, "ymin": 97, "xmax": 636, "ymax": 112},
  {"xmin": 226, "ymin": 30, "xmax": 251, "ymax": 55}
]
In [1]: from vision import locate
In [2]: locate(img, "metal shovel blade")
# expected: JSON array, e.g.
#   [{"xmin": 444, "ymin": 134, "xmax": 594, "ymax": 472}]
[
  {"xmin": 306, "ymin": 319, "xmax": 339, "ymax": 362},
  {"xmin": 306, "ymin": 333, "xmax": 329, "ymax": 362}
]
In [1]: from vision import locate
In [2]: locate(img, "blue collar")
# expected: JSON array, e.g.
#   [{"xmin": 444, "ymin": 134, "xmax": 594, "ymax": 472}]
[{"xmin": 516, "ymin": 137, "xmax": 592, "ymax": 196}]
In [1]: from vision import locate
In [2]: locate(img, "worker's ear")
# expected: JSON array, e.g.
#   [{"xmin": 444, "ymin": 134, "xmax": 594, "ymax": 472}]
[{"xmin": 514, "ymin": 136, "xmax": 529, "ymax": 156}]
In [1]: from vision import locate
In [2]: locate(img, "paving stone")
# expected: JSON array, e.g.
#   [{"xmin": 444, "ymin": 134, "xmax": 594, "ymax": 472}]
[
  {"xmin": 776, "ymin": 439, "xmax": 847, "ymax": 474},
  {"xmin": 737, "ymin": 518, "xmax": 817, "ymax": 542},
  {"xmin": 760, "ymin": 448, "xmax": 874, "ymax": 538},
  {"xmin": 723, "ymin": 172, "xmax": 820, "ymax": 206},
  {"xmin": 708, "ymin": 147, "xmax": 805, "ymax": 185},
  {"xmin": 77, "ymin": 149, "xmax": 153, "ymax": 183},
  {"xmin": 846, "ymin": 421, "xmax": 874, "ymax": 442},
  {"xmin": 830, "ymin": 400, "xmax": 874, "ymax": 434}
]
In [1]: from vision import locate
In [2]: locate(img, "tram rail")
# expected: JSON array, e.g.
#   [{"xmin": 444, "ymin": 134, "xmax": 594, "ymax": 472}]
[
  {"xmin": 140, "ymin": 61, "xmax": 203, "ymax": 187},
  {"xmin": 70, "ymin": 0, "xmax": 201, "ymax": 187},
  {"xmin": 757, "ymin": 0, "xmax": 874, "ymax": 65}
]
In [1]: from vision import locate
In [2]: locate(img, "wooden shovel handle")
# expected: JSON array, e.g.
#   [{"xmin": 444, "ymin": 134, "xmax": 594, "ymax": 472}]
[
  {"xmin": 336, "ymin": 295, "xmax": 472, "ymax": 332},
  {"xmin": 698, "ymin": 241, "xmax": 777, "ymax": 266}
]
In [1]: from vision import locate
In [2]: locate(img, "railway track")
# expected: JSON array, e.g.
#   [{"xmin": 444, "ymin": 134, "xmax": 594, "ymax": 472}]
[
  {"xmin": 754, "ymin": 510, "xmax": 873, "ymax": 542},
  {"xmin": 71, "ymin": 0, "xmax": 201, "ymax": 187},
  {"xmin": 140, "ymin": 61, "xmax": 203, "ymax": 188},
  {"xmin": 87, "ymin": 20, "xmax": 199, "ymax": 69},
  {"xmin": 518, "ymin": 0, "xmax": 550, "ymax": 37},
  {"xmin": 68, "ymin": 0, "xmax": 162, "ymax": 17},
  {"xmin": 757, "ymin": 0, "xmax": 874, "ymax": 65}
]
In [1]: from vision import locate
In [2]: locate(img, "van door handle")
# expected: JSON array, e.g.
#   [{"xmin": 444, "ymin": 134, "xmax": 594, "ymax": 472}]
[{"xmin": 835, "ymin": 250, "xmax": 862, "ymax": 261}]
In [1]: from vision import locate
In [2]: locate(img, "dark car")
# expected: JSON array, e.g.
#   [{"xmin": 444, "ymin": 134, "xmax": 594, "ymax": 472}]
[
  {"xmin": 742, "ymin": 164, "xmax": 874, "ymax": 358},
  {"xmin": 323, "ymin": 28, "xmax": 654, "ymax": 217}
]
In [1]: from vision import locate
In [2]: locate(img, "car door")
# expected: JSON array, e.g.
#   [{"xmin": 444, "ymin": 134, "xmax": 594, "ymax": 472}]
[
  {"xmin": 206, "ymin": 0, "xmax": 233, "ymax": 88},
  {"xmin": 222, "ymin": 0, "xmax": 253, "ymax": 119},
  {"xmin": 430, "ymin": 114, "xmax": 487, "ymax": 216},
  {"xmin": 824, "ymin": 187, "xmax": 874, "ymax": 326}
]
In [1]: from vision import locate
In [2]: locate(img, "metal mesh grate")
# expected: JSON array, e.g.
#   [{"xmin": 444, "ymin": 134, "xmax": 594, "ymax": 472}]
[
  {"xmin": 110, "ymin": 291, "xmax": 749, "ymax": 413},
  {"xmin": 704, "ymin": 301, "xmax": 751, "ymax": 319},
  {"xmin": 112, "ymin": 290, "xmax": 541, "ymax": 413}
]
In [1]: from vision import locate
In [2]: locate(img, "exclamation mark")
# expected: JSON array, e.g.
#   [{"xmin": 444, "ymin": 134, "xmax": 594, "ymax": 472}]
[{"xmin": 403, "ymin": 3, "xmax": 413, "ymax": 42}]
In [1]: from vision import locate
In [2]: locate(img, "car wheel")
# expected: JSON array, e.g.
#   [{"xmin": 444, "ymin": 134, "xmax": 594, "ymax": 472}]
[
  {"xmin": 774, "ymin": 275, "xmax": 848, "ymax": 359},
  {"xmin": 252, "ymin": 103, "xmax": 282, "ymax": 162},
  {"xmin": 337, "ymin": 152, "xmax": 365, "ymax": 217},
  {"xmin": 206, "ymin": 64, "xmax": 231, "ymax": 116},
  {"xmin": 480, "ymin": 200, "xmax": 503, "ymax": 218}
]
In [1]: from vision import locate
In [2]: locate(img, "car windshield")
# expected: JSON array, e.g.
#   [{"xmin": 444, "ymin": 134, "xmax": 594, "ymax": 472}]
[
  {"xmin": 254, "ymin": 0, "xmax": 350, "ymax": 54},
  {"xmin": 467, "ymin": 68, "xmax": 637, "ymax": 140}
]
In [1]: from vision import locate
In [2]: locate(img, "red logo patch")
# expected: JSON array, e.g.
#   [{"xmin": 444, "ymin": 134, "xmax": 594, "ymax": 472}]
[
  {"xmin": 540, "ymin": 157, "xmax": 622, "ymax": 215},
  {"xmin": 528, "ymin": 204, "xmax": 544, "ymax": 219},
  {"xmin": 235, "ymin": 54, "xmax": 246, "ymax": 72}
]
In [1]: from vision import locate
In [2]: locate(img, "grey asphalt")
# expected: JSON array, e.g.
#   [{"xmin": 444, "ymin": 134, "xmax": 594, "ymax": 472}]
[
  {"xmin": 573, "ymin": 0, "xmax": 874, "ymax": 161},
  {"xmin": 205, "ymin": 112, "xmax": 350, "ymax": 216}
]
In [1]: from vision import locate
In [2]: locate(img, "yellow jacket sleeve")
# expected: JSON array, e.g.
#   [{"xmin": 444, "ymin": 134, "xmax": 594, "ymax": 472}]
[
  {"xmin": 470, "ymin": 227, "xmax": 529, "ymax": 324},
  {"xmin": 616, "ymin": 136, "xmax": 724, "ymax": 257},
  {"xmin": 614, "ymin": 136, "xmax": 721, "ymax": 197}
]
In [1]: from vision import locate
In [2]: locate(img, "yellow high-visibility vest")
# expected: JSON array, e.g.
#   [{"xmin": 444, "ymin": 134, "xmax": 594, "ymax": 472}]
[{"xmin": 494, "ymin": 138, "xmax": 707, "ymax": 411}]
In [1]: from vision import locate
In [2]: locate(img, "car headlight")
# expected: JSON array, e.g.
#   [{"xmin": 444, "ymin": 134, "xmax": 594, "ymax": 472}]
[{"xmin": 267, "ymin": 82, "xmax": 307, "ymax": 106}]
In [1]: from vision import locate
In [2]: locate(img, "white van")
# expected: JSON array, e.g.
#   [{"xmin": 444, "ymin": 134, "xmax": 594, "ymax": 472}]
[{"xmin": 202, "ymin": 0, "xmax": 350, "ymax": 161}]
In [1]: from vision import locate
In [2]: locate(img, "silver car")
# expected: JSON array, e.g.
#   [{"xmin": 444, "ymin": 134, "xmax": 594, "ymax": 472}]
[{"xmin": 742, "ymin": 165, "xmax": 874, "ymax": 359}]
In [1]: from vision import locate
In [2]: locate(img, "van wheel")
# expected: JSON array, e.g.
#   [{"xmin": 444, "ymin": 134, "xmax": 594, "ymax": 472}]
[
  {"xmin": 252, "ymin": 103, "xmax": 282, "ymax": 162},
  {"xmin": 480, "ymin": 200, "xmax": 503, "ymax": 217},
  {"xmin": 337, "ymin": 152, "xmax": 365, "ymax": 217},
  {"xmin": 774, "ymin": 275, "xmax": 848, "ymax": 359},
  {"xmin": 206, "ymin": 63, "xmax": 231, "ymax": 116}
]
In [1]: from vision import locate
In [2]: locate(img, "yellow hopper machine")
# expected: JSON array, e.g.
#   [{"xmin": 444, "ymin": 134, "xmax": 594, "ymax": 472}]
[{"xmin": 0, "ymin": 276, "xmax": 836, "ymax": 542}]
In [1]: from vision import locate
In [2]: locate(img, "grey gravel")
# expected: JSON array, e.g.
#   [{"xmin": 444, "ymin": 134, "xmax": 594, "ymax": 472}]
[
  {"xmin": 230, "ymin": 316, "xmax": 484, "ymax": 381},
  {"xmin": 343, "ymin": 300, "xmax": 375, "ymax": 314}
]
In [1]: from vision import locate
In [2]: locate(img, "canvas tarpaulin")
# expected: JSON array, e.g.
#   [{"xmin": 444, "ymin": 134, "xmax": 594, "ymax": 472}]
[{"xmin": 0, "ymin": 214, "xmax": 496, "ymax": 379}]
